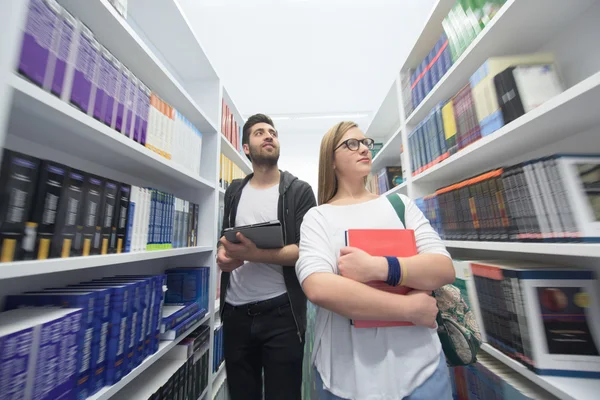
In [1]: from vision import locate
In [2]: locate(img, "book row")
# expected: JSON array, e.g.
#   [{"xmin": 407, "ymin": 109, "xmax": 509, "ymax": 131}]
[
  {"xmin": 219, "ymin": 153, "xmax": 246, "ymax": 190},
  {"xmin": 403, "ymin": 0, "xmax": 507, "ymax": 115},
  {"xmin": 108, "ymin": 0, "xmax": 128, "ymax": 18},
  {"xmin": 0, "ymin": 149, "xmax": 201, "ymax": 263},
  {"xmin": 408, "ymin": 52, "xmax": 563, "ymax": 177},
  {"xmin": 18, "ymin": 0, "xmax": 204, "ymax": 176},
  {"xmin": 140, "ymin": 325, "xmax": 211, "ymax": 400},
  {"xmin": 1, "ymin": 267, "xmax": 211, "ymax": 399},
  {"xmin": 221, "ymin": 98, "xmax": 243, "ymax": 153},
  {"xmin": 2, "ymin": 274, "xmax": 167, "ymax": 399},
  {"xmin": 415, "ymin": 154, "xmax": 600, "ymax": 242},
  {"xmin": 213, "ymin": 324, "xmax": 224, "ymax": 373},
  {"xmin": 375, "ymin": 167, "xmax": 404, "ymax": 195},
  {"xmin": 450, "ymin": 352, "xmax": 557, "ymax": 399},
  {"xmin": 454, "ymin": 259, "xmax": 600, "ymax": 379}
]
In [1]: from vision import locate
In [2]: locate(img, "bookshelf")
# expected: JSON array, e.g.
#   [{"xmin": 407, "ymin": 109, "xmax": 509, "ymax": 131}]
[
  {"xmin": 367, "ymin": 0, "xmax": 600, "ymax": 398},
  {"xmin": 0, "ymin": 0, "xmax": 238, "ymax": 398}
]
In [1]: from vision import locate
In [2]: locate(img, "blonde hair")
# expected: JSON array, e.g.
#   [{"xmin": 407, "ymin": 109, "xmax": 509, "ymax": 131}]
[{"xmin": 317, "ymin": 121, "xmax": 359, "ymax": 205}]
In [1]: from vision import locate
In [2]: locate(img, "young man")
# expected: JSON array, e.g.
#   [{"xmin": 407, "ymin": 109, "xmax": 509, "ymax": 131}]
[{"xmin": 217, "ymin": 114, "xmax": 316, "ymax": 400}]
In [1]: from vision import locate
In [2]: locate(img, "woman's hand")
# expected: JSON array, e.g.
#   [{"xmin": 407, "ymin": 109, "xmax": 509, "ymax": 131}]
[
  {"xmin": 338, "ymin": 247, "xmax": 388, "ymax": 283},
  {"xmin": 405, "ymin": 290, "xmax": 438, "ymax": 329}
]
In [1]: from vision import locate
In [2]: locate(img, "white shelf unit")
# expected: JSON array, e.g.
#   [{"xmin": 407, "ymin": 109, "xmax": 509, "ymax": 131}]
[
  {"xmin": 212, "ymin": 362, "xmax": 227, "ymax": 399},
  {"xmin": 366, "ymin": 0, "xmax": 600, "ymax": 398},
  {"xmin": 0, "ymin": 0, "xmax": 237, "ymax": 399}
]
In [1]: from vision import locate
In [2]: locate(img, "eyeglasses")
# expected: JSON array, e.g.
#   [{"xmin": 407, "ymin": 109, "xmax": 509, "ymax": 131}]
[{"xmin": 334, "ymin": 138, "xmax": 375, "ymax": 152}]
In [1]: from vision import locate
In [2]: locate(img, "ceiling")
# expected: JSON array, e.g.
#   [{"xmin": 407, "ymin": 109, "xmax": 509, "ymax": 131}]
[{"xmin": 180, "ymin": 0, "xmax": 436, "ymax": 189}]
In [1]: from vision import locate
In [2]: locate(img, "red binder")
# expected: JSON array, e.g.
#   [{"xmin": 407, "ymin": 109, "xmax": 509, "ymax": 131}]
[{"xmin": 345, "ymin": 229, "xmax": 417, "ymax": 328}]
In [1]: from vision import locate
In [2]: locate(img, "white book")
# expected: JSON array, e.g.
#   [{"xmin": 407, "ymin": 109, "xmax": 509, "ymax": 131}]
[
  {"xmin": 554, "ymin": 155, "xmax": 600, "ymax": 241},
  {"xmin": 130, "ymin": 186, "xmax": 139, "ymax": 252}
]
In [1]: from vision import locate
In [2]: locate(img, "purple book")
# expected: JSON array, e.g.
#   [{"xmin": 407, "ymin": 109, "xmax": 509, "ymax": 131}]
[
  {"xmin": 124, "ymin": 75, "xmax": 138, "ymax": 139},
  {"xmin": 136, "ymin": 83, "xmax": 151, "ymax": 145},
  {"xmin": 113, "ymin": 66, "xmax": 130, "ymax": 132},
  {"xmin": 47, "ymin": 7, "xmax": 76, "ymax": 97},
  {"xmin": 18, "ymin": 0, "xmax": 60, "ymax": 87},
  {"xmin": 92, "ymin": 46, "xmax": 109, "ymax": 122},
  {"xmin": 102, "ymin": 49, "xmax": 119, "ymax": 126},
  {"xmin": 69, "ymin": 22, "xmax": 100, "ymax": 114}
]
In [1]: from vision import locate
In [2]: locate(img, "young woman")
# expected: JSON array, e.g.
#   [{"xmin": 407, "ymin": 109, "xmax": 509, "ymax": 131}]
[{"xmin": 296, "ymin": 122, "xmax": 456, "ymax": 400}]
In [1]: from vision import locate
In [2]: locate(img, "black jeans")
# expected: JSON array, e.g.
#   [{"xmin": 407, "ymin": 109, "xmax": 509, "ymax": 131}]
[{"xmin": 223, "ymin": 294, "xmax": 304, "ymax": 400}]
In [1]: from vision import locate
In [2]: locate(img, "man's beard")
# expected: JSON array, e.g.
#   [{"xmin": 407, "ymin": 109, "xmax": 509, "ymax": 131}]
[{"xmin": 249, "ymin": 144, "xmax": 280, "ymax": 167}]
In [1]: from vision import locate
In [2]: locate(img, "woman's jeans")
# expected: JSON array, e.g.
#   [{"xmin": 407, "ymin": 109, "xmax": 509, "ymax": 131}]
[{"xmin": 314, "ymin": 353, "xmax": 452, "ymax": 400}]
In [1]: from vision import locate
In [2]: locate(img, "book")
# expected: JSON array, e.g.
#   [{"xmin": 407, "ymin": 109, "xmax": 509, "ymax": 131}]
[
  {"xmin": 17, "ymin": 0, "xmax": 61, "ymax": 88},
  {"xmin": 0, "ymin": 150, "xmax": 40, "ymax": 262},
  {"xmin": 66, "ymin": 20, "xmax": 100, "ymax": 114},
  {"xmin": 47, "ymin": 5, "xmax": 76, "ymax": 97},
  {"xmin": 345, "ymin": 229, "xmax": 417, "ymax": 328},
  {"xmin": 471, "ymin": 260, "xmax": 600, "ymax": 377}
]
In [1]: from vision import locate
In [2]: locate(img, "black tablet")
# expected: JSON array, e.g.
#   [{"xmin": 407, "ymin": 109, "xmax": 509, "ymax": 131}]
[{"xmin": 223, "ymin": 220, "xmax": 284, "ymax": 249}]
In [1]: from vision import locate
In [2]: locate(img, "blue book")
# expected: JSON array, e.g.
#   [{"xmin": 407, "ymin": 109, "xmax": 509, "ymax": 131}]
[
  {"xmin": 161, "ymin": 302, "xmax": 201, "ymax": 333},
  {"xmin": 39, "ymin": 287, "xmax": 112, "ymax": 393},
  {"xmin": 93, "ymin": 279, "xmax": 143, "ymax": 370},
  {"xmin": 100, "ymin": 279, "xmax": 149, "ymax": 363},
  {"xmin": 70, "ymin": 283, "xmax": 130, "ymax": 384},
  {"xmin": 165, "ymin": 267, "xmax": 210, "ymax": 307},
  {"xmin": 160, "ymin": 309, "xmax": 206, "ymax": 341}
]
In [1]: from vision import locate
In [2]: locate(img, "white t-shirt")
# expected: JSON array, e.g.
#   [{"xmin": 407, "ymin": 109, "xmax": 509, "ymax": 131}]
[
  {"xmin": 226, "ymin": 183, "xmax": 287, "ymax": 305},
  {"xmin": 296, "ymin": 194, "xmax": 451, "ymax": 400}
]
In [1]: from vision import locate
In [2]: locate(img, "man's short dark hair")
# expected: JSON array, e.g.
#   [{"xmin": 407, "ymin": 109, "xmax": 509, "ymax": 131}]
[{"xmin": 242, "ymin": 113, "xmax": 275, "ymax": 152}]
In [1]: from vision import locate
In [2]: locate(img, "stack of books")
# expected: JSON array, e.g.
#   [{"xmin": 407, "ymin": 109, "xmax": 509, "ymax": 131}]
[
  {"xmin": 17, "ymin": 0, "xmax": 204, "ymax": 175},
  {"xmin": 164, "ymin": 266, "xmax": 211, "ymax": 337},
  {"xmin": 408, "ymin": 51, "xmax": 564, "ymax": 177},
  {"xmin": 213, "ymin": 323, "xmax": 224, "ymax": 373},
  {"xmin": 146, "ymin": 325, "xmax": 211, "ymax": 400},
  {"xmin": 220, "ymin": 153, "xmax": 246, "ymax": 190},
  {"xmin": 4, "ymin": 274, "xmax": 168, "ymax": 395},
  {"xmin": 408, "ymin": 0, "xmax": 508, "ymax": 111},
  {"xmin": 415, "ymin": 154, "xmax": 600, "ymax": 242},
  {"xmin": 221, "ymin": 98, "xmax": 242, "ymax": 152},
  {"xmin": 470, "ymin": 260, "xmax": 600, "ymax": 378},
  {"xmin": 450, "ymin": 352, "xmax": 558, "ymax": 399},
  {"xmin": 375, "ymin": 167, "xmax": 404, "ymax": 194},
  {"xmin": 0, "ymin": 149, "xmax": 201, "ymax": 263}
]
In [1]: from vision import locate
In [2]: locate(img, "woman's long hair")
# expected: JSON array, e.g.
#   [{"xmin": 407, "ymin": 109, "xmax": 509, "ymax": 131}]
[{"xmin": 317, "ymin": 121, "xmax": 358, "ymax": 205}]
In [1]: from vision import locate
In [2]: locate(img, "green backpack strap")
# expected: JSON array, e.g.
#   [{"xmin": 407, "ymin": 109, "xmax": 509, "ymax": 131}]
[{"xmin": 386, "ymin": 194, "xmax": 406, "ymax": 228}]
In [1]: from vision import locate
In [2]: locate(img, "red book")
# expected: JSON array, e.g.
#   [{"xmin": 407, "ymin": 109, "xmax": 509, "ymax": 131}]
[{"xmin": 345, "ymin": 229, "xmax": 417, "ymax": 328}]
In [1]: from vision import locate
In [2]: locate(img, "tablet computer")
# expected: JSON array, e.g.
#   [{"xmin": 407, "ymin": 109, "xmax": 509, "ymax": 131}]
[{"xmin": 223, "ymin": 220, "xmax": 284, "ymax": 249}]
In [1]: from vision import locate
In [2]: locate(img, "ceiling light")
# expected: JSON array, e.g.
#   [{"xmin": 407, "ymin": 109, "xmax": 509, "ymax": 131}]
[{"xmin": 258, "ymin": 113, "xmax": 370, "ymax": 121}]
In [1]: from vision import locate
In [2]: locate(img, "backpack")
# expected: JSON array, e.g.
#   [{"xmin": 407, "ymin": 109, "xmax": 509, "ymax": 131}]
[{"xmin": 386, "ymin": 194, "xmax": 481, "ymax": 366}]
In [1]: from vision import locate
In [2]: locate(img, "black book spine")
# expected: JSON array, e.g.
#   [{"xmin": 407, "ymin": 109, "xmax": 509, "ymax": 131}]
[
  {"xmin": 52, "ymin": 168, "xmax": 86, "ymax": 258},
  {"xmin": 115, "ymin": 184, "xmax": 131, "ymax": 253},
  {"xmin": 100, "ymin": 180, "xmax": 118, "ymax": 255},
  {"xmin": 0, "ymin": 150, "xmax": 40, "ymax": 262},
  {"xmin": 27, "ymin": 160, "xmax": 68, "ymax": 260}
]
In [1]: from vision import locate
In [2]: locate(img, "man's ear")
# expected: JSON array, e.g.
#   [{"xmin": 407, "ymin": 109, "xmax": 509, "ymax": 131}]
[{"xmin": 243, "ymin": 143, "xmax": 250, "ymax": 156}]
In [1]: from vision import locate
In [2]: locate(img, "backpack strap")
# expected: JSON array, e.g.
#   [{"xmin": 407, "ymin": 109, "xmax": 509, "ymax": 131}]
[{"xmin": 386, "ymin": 194, "xmax": 406, "ymax": 228}]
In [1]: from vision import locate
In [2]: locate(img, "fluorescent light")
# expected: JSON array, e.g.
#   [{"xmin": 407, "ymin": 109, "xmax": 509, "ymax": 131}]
[{"xmin": 263, "ymin": 113, "xmax": 370, "ymax": 121}]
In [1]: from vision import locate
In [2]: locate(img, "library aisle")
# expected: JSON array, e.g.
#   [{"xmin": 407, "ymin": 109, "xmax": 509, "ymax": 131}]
[
  {"xmin": 1, "ymin": 1, "xmax": 600, "ymax": 400},
  {"xmin": 366, "ymin": 0, "xmax": 600, "ymax": 399},
  {"xmin": 0, "ymin": 0, "xmax": 246, "ymax": 399}
]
